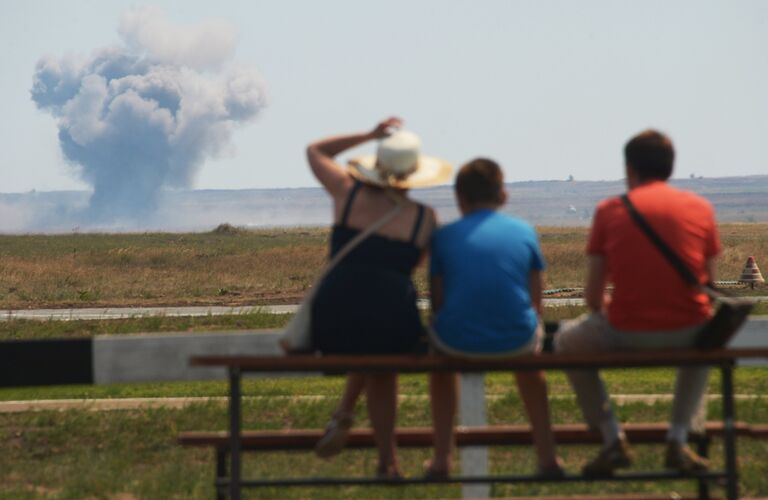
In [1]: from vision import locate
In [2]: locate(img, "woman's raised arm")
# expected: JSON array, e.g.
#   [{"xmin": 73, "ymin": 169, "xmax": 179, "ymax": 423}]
[{"xmin": 306, "ymin": 117, "xmax": 402, "ymax": 198}]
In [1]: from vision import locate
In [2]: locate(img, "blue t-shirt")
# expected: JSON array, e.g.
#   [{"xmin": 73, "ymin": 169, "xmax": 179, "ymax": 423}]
[{"xmin": 430, "ymin": 209, "xmax": 545, "ymax": 354}]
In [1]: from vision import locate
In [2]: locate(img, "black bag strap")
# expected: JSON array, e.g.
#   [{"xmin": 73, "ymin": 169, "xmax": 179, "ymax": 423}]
[
  {"xmin": 620, "ymin": 194, "xmax": 717, "ymax": 297},
  {"xmin": 409, "ymin": 204, "xmax": 425, "ymax": 244}
]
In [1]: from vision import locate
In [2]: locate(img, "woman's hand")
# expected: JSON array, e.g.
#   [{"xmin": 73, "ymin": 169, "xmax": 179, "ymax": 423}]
[
  {"xmin": 307, "ymin": 117, "xmax": 402, "ymax": 198},
  {"xmin": 370, "ymin": 117, "xmax": 403, "ymax": 139}
]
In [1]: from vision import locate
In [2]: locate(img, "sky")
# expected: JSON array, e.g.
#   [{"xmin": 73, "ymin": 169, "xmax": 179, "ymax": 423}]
[{"xmin": 1, "ymin": 0, "xmax": 767, "ymax": 194}]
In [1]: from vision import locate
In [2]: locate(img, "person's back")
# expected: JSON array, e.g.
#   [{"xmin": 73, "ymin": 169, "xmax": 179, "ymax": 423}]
[
  {"xmin": 334, "ymin": 181, "xmax": 430, "ymax": 244},
  {"xmin": 555, "ymin": 129, "xmax": 721, "ymax": 477},
  {"xmin": 304, "ymin": 118, "xmax": 449, "ymax": 477},
  {"xmin": 426, "ymin": 158, "xmax": 562, "ymax": 478},
  {"xmin": 305, "ymin": 121, "xmax": 442, "ymax": 355},
  {"xmin": 431, "ymin": 209, "xmax": 543, "ymax": 353},
  {"xmin": 313, "ymin": 179, "xmax": 429, "ymax": 354},
  {"xmin": 592, "ymin": 182, "xmax": 718, "ymax": 331}
]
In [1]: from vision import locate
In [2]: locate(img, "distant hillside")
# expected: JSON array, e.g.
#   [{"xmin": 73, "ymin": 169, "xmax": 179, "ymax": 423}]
[
  {"xmin": 465, "ymin": 175, "xmax": 768, "ymax": 226},
  {"xmin": 1, "ymin": 175, "xmax": 767, "ymax": 232}
]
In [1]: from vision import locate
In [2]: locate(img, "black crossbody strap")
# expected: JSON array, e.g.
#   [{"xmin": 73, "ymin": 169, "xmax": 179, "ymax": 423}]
[{"xmin": 620, "ymin": 194, "xmax": 701, "ymax": 288}]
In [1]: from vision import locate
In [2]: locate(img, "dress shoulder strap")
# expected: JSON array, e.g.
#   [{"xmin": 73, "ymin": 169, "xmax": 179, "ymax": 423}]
[
  {"xmin": 409, "ymin": 204, "xmax": 426, "ymax": 244},
  {"xmin": 340, "ymin": 180, "xmax": 363, "ymax": 227}
]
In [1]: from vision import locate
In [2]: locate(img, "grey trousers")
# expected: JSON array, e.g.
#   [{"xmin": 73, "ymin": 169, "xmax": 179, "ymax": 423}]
[{"xmin": 554, "ymin": 313, "xmax": 709, "ymax": 436}]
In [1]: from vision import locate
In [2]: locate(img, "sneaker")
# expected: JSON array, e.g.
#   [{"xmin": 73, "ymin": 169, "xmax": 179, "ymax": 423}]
[
  {"xmin": 314, "ymin": 413, "xmax": 353, "ymax": 458},
  {"xmin": 582, "ymin": 438, "xmax": 633, "ymax": 476},
  {"xmin": 664, "ymin": 441, "xmax": 709, "ymax": 473}
]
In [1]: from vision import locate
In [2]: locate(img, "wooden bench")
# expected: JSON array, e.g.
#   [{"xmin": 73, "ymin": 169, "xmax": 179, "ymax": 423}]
[{"xmin": 187, "ymin": 348, "xmax": 768, "ymax": 500}]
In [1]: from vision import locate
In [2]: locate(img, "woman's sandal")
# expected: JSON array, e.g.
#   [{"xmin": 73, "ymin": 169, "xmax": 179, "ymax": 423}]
[{"xmin": 314, "ymin": 412, "xmax": 354, "ymax": 458}]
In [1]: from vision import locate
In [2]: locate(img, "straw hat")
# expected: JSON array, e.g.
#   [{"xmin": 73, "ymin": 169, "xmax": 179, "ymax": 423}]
[{"xmin": 348, "ymin": 131, "xmax": 452, "ymax": 189}]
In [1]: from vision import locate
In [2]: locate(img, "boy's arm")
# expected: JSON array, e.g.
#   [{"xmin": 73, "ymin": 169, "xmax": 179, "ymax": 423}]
[{"xmin": 529, "ymin": 270, "xmax": 543, "ymax": 316}]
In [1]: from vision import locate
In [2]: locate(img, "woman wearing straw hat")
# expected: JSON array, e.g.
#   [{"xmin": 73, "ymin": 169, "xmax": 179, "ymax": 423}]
[{"xmin": 306, "ymin": 117, "xmax": 451, "ymax": 478}]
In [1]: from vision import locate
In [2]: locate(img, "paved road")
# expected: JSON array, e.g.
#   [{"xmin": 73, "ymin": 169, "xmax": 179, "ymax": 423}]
[
  {"xmin": 0, "ymin": 305, "xmax": 298, "ymax": 321},
  {"xmin": 1, "ymin": 298, "xmax": 589, "ymax": 321}
]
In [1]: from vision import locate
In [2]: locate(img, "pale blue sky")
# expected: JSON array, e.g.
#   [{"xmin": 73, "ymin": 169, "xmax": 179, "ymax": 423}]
[{"xmin": 1, "ymin": 0, "xmax": 767, "ymax": 193}]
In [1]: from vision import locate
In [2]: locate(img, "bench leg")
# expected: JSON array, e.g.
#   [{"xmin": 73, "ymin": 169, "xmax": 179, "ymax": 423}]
[
  {"xmin": 460, "ymin": 373, "xmax": 490, "ymax": 500},
  {"xmin": 695, "ymin": 436, "xmax": 710, "ymax": 500},
  {"xmin": 216, "ymin": 448, "xmax": 227, "ymax": 500},
  {"xmin": 229, "ymin": 367, "xmax": 242, "ymax": 500},
  {"xmin": 721, "ymin": 362, "xmax": 738, "ymax": 500}
]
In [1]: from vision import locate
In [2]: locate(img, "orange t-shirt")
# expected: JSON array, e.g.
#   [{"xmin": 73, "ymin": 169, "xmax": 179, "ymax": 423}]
[{"xmin": 587, "ymin": 181, "xmax": 721, "ymax": 331}]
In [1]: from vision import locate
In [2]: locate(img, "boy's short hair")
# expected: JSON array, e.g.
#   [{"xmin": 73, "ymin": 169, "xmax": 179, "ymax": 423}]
[
  {"xmin": 624, "ymin": 130, "xmax": 675, "ymax": 181},
  {"xmin": 455, "ymin": 158, "xmax": 504, "ymax": 205}
]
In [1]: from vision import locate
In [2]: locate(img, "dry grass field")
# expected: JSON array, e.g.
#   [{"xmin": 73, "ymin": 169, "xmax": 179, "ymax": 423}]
[{"xmin": 0, "ymin": 223, "xmax": 766, "ymax": 309}]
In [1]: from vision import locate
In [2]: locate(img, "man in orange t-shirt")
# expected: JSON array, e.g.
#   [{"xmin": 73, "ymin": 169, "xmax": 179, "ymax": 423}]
[{"xmin": 555, "ymin": 130, "xmax": 721, "ymax": 476}]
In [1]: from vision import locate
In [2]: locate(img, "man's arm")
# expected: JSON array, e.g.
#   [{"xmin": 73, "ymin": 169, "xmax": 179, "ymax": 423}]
[
  {"xmin": 705, "ymin": 257, "xmax": 717, "ymax": 284},
  {"xmin": 529, "ymin": 270, "xmax": 543, "ymax": 316},
  {"xmin": 584, "ymin": 255, "xmax": 607, "ymax": 313}
]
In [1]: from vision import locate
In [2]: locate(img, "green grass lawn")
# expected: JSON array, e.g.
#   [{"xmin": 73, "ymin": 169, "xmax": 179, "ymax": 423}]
[
  {"xmin": 2, "ymin": 305, "xmax": 767, "ymax": 497},
  {"xmin": 1, "ymin": 387, "xmax": 767, "ymax": 499},
  {"xmin": 2, "ymin": 368, "xmax": 768, "ymax": 402}
]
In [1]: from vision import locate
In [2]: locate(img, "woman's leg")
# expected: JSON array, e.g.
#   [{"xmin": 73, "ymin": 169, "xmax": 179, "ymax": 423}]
[
  {"xmin": 365, "ymin": 373, "xmax": 399, "ymax": 475},
  {"xmin": 336, "ymin": 373, "xmax": 365, "ymax": 416},
  {"xmin": 315, "ymin": 374, "xmax": 365, "ymax": 458},
  {"xmin": 428, "ymin": 371, "xmax": 458, "ymax": 473}
]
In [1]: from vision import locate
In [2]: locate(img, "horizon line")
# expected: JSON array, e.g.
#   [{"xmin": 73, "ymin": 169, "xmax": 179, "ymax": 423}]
[{"xmin": 3, "ymin": 173, "xmax": 767, "ymax": 196}]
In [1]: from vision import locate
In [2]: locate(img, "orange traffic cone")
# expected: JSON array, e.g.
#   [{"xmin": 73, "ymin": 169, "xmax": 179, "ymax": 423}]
[{"xmin": 739, "ymin": 256, "xmax": 765, "ymax": 289}]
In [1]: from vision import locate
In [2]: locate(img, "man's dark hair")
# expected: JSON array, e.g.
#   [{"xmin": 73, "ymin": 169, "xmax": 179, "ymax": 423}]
[
  {"xmin": 455, "ymin": 158, "xmax": 504, "ymax": 205},
  {"xmin": 624, "ymin": 130, "xmax": 675, "ymax": 181}
]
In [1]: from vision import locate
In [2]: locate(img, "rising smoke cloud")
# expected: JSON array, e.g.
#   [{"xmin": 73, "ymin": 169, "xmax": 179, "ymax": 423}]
[{"xmin": 30, "ymin": 6, "xmax": 266, "ymax": 225}]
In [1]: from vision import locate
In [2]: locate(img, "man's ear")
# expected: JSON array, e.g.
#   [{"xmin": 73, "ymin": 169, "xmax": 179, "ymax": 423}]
[
  {"xmin": 625, "ymin": 163, "xmax": 640, "ymax": 188},
  {"xmin": 456, "ymin": 191, "xmax": 470, "ymax": 215}
]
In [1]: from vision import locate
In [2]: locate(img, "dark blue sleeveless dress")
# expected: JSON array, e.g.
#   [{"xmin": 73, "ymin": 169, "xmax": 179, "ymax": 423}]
[{"xmin": 311, "ymin": 182, "xmax": 428, "ymax": 354}]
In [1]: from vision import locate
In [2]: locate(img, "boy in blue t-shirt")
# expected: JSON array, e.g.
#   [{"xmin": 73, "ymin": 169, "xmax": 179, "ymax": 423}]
[{"xmin": 426, "ymin": 158, "xmax": 562, "ymax": 478}]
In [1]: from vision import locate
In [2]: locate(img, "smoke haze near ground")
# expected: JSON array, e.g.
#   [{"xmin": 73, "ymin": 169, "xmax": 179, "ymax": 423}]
[
  {"xmin": 29, "ymin": 6, "xmax": 266, "ymax": 227},
  {"xmin": 2, "ymin": 176, "xmax": 767, "ymax": 234}
]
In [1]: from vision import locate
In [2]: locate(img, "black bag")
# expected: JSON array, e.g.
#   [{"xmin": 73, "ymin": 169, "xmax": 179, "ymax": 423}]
[
  {"xmin": 694, "ymin": 295, "xmax": 754, "ymax": 349},
  {"xmin": 620, "ymin": 194, "xmax": 753, "ymax": 350}
]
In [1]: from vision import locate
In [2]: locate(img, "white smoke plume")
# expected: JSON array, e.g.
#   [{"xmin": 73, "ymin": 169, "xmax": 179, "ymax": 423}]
[{"xmin": 30, "ymin": 6, "xmax": 266, "ymax": 225}]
